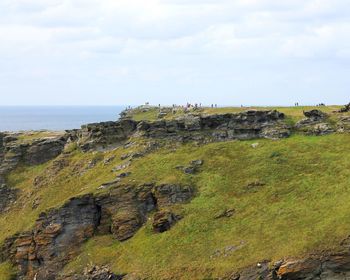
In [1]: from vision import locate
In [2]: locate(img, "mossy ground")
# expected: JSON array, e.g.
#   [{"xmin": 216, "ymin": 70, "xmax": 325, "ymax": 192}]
[{"xmin": 2, "ymin": 106, "xmax": 350, "ymax": 279}]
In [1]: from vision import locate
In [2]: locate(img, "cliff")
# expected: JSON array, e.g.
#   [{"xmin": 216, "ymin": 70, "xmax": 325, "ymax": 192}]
[{"xmin": 2, "ymin": 106, "xmax": 350, "ymax": 279}]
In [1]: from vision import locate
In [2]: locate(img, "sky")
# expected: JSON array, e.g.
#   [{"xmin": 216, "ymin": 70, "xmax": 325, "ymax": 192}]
[{"xmin": 0, "ymin": 0, "xmax": 350, "ymax": 106}]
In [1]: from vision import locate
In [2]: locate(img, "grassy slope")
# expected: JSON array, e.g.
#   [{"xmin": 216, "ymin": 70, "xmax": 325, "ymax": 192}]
[
  {"xmin": 0, "ymin": 141, "xmax": 149, "ymax": 244},
  {"xmin": 65, "ymin": 134, "xmax": 350, "ymax": 279},
  {"xmin": 2, "ymin": 106, "xmax": 350, "ymax": 279},
  {"xmin": 0, "ymin": 262, "xmax": 15, "ymax": 280}
]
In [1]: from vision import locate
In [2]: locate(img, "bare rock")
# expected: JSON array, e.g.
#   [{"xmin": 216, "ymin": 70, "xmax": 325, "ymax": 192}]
[
  {"xmin": 304, "ymin": 109, "xmax": 328, "ymax": 120},
  {"xmin": 277, "ymin": 258, "xmax": 322, "ymax": 280},
  {"xmin": 154, "ymin": 184, "xmax": 195, "ymax": 206},
  {"xmin": 112, "ymin": 161, "xmax": 131, "ymax": 172},
  {"xmin": 152, "ymin": 211, "xmax": 182, "ymax": 233},
  {"xmin": 103, "ymin": 155, "xmax": 115, "ymax": 165},
  {"xmin": 60, "ymin": 265, "xmax": 125, "ymax": 280},
  {"xmin": 214, "ymin": 208, "xmax": 235, "ymax": 219},
  {"xmin": 24, "ymin": 137, "xmax": 67, "ymax": 165},
  {"xmin": 0, "ymin": 184, "xmax": 18, "ymax": 211},
  {"xmin": 245, "ymin": 181, "xmax": 266, "ymax": 192},
  {"xmin": 295, "ymin": 110, "xmax": 334, "ymax": 136},
  {"xmin": 3, "ymin": 182, "xmax": 196, "ymax": 277},
  {"xmin": 83, "ymin": 265, "xmax": 125, "ymax": 280},
  {"xmin": 117, "ymin": 172, "xmax": 131, "ymax": 179},
  {"xmin": 77, "ymin": 120, "xmax": 138, "ymax": 151},
  {"xmin": 4, "ymin": 195, "xmax": 101, "ymax": 279}
]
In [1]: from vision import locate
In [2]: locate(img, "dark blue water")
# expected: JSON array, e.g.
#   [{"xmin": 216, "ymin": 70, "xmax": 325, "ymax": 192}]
[{"xmin": 0, "ymin": 106, "xmax": 124, "ymax": 132}]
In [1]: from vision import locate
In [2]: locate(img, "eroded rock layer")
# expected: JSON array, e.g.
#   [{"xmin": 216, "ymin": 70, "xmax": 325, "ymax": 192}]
[
  {"xmin": 72, "ymin": 110, "xmax": 290, "ymax": 151},
  {"xmin": 1, "ymin": 183, "xmax": 195, "ymax": 279},
  {"xmin": 224, "ymin": 248, "xmax": 350, "ymax": 280}
]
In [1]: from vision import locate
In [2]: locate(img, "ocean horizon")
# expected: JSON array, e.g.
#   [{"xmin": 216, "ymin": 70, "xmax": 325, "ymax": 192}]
[{"xmin": 0, "ymin": 106, "xmax": 125, "ymax": 132}]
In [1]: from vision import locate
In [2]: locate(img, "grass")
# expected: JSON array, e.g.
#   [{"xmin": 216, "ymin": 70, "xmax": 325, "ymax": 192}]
[
  {"xmin": 3, "ymin": 106, "xmax": 350, "ymax": 279},
  {"xmin": 63, "ymin": 134, "xmax": 350, "ymax": 279},
  {"xmin": 0, "ymin": 262, "xmax": 16, "ymax": 280},
  {"xmin": 15, "ymin": 131, "xmax": 64, "ymax": 144}
]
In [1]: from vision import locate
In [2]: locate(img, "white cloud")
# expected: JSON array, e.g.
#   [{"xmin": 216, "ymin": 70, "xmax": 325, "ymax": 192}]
[{"xmin": 0, "ymin": 0, "xmax": 349, "ymax": 105}]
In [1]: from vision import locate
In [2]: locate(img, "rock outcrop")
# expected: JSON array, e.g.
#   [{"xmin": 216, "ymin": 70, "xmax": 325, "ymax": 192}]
[
  {"xmin": 76, "ymin": 120, "xmax": 138, "ymax": 151},
  {"xmin": 225, "ymin": 248, "xmax": 350, "ymax": 279},
  {"xmin": 137, "ymin": 110, "xmax": 289, "ymax": 142},
  {"xmin": 73, "ymin": 110, "xmax": 290, "ymax": 151},
  {"xmin": 152, "ymin": 211, "xmax": 182, "ymax": 233},
  {"xmin": 295, "ymin": 110, "xmax": 334, "ymax": 135},
  {"xmin": 3, "ymin": 195, "xmax": 101, "ymax": 280},
  {"xmin": 338, "ymin": 103, "xmax": 350, "ymax": 113},
  {"xmin": 1, "ymin": 183, "xmax": 195, "ymax": 279},
  {"xmin": 23, "ymin": 138, "xmax": 67, "ymax": 165},
  {"xmin": 60, "ymin": 265, "xmax": 124, "ymax": 280},
  {"xmin": 0, "ymin": 184, "xmax": 18, "ymax": 211},
  {"xmin": 336, "ymin": 116, "xmax": 350, "ymax": 133},
  {"xmin": 0, "ymin": 136, "xmax": 67, "ymax": 185}
]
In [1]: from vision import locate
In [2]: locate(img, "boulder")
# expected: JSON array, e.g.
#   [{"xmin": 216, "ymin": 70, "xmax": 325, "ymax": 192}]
[
  {"xmin": 214, "ymin": 208, "xmax": 235, "ymax": 219},
  {"xmin": 337, "ymin": 116, "xmax": 350, "ymax": 133},
  {"xmin": 82, "ymin": 265, "xmax": 125, "ymax": 280},
  {"xmin": 338, "ymin": 103, "xmax": 350, "ymax": 113},
  {"xmin": 177, "ymin": 160, "xmax": 204, "ymax": 175},
  {"xmin": 303, "ymin": 109, "xmax": 328, "ymax": 120},
  {"xmin": 312, "ymin": 123, "xmax": 334, "ymax": 136},
  {"xmin": 152, "ymin": 211, "xmax": 181, "ymax": 233},
  {"xmin": 277, "ymin": 259, "xmax": 322, "ymax": 280},
  {"xmin": 296, "ymin": 110, "xmax": 334, "ymax": 135},
  {"xmin": 111, "ymin": 208, "xmax": 144, "ymax": 241}
]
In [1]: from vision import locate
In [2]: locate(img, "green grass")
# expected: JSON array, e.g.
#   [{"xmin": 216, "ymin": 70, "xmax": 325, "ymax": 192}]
[
  {"xmin": 15, "ymin": 131, "xmax": 64, "ymax": 144},
  {"xmin": 0, "ymin": 262, "xmax": 16, "ymax": 280},
  {"xmin": 63, "ymin": 134, "xmax": 350, "ymax": 279}
]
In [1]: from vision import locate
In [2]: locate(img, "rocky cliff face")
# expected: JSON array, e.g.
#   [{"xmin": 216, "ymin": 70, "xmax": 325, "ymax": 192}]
[
  {"xmin": 5, "ymin": 195, "xmax": 101, "ymax": 280},
  {"xmin": 0, "ymin": 135, "xmax": 67, "ymax": 184},
  {"xmin": 0, "ymin": 184, "xmax": 18, "ymax": 212},
  {"xmin": 0, "ymin": 133, "xmax": 6, "ymax": 185},
  {"xmin": 137, "ymin": 110, "xmax": 289, "ymax": 141},
  {"xmin": 74, "ymin": 110, "xmax": 290, "ymax": 151},
  {"xmin": 1, "ymin": 183, "xmax": 195, "ymax": 279},
  {"xmin": 225, "ymin": 249, "xmax": 350, "ymax": 280},
  {"xmin": 75, "ymin": 120, "xmax": 138, "ymax": 151}
]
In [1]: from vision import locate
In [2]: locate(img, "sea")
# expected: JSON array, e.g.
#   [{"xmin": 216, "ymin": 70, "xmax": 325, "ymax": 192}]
[{"xmin": 0, "ymin": 106, "xmax": 125, "ymax": 132}]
